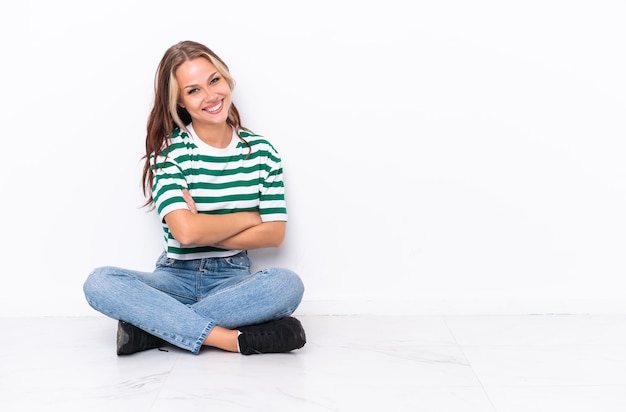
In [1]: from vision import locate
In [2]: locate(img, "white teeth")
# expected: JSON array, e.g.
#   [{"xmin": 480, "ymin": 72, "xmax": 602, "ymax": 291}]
[{"xmin": 206, "ymin": 101, "xmax": 222, "ymax": 113}]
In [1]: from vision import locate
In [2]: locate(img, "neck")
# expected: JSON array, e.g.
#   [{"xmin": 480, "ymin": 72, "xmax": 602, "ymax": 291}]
[{"xmin": 192, "ymin": 123, "xmax": 232, "ymax": 148}]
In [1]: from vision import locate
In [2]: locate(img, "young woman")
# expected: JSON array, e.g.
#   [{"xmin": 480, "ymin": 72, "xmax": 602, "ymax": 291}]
[{"xmin": 83, "ymin": 40, "xmax": 306, "ymax": 356}]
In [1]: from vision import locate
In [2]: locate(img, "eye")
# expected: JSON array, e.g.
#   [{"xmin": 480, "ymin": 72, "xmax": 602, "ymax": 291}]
[
  {"xmin": 210, "ymin": 76, "xmax": 220, "ymax": 85},
  {"xmin": 186, "ymin": 88, "xmax": 199, "ymax": 95}
]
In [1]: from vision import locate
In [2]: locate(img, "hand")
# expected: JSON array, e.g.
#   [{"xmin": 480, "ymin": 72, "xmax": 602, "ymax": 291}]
[{"xmin": 181, "ymin": 189, "xmax": 198, "ymax": 214}]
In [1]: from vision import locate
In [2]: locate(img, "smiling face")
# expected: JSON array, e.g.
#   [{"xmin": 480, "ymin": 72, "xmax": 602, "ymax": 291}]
[{"xmin": 175, "ymin": 57, "xmax": 232, "ymax": 127}]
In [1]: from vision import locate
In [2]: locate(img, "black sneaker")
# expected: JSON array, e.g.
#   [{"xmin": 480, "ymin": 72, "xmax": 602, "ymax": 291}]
[
  {"xmin": 117, "ymin": 320, "xmax": 166, "ymax": 356},
  {"xmin": 238, "ymin": 316, "xmax": 306, "ymax": 355}
]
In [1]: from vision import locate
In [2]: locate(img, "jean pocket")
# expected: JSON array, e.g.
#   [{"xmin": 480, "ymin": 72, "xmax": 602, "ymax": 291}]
[
  {"xmin": 223, "ymin": 252, "xmax": 250, "ymax": 270},
  {"xmin": 155, "ymin": 251, "xmax": 176, "ymax": 268}
]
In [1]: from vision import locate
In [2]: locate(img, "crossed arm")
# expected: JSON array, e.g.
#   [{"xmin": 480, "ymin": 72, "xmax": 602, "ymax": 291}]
[{"xmin": 163, "ymin": 189, "xmax": 286, "ymax": 250}]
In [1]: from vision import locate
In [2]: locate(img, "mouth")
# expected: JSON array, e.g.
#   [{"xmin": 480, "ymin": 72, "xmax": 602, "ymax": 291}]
[{"xmin": 204, "ymin": 100, "xmax": 223, "ymax": 114}]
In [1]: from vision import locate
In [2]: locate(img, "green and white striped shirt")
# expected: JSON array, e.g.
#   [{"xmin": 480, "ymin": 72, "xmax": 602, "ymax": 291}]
[{"xmin": 152, "ymin": 124, "xmax": 288, "ymax": 260}]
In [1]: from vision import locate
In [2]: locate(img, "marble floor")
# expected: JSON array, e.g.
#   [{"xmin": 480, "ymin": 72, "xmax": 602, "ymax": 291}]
[{"xmin": 1, "ymin": 314, "xmax": 626, "ymax": 411}]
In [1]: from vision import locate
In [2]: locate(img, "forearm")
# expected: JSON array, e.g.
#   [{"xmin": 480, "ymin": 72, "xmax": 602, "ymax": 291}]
[
  {"xmin": 215, "ymin": 221, "xmax": 286, "ymax": 250},
  {"xmin": 165, "ymin": 209, "xmax": 262, "ymax": 246}
]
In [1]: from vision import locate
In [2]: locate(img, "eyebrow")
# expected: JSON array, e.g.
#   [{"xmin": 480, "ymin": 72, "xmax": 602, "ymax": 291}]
[{"xmin": 182, "ymin": 71, "xmax": 219, "ymax": 90}]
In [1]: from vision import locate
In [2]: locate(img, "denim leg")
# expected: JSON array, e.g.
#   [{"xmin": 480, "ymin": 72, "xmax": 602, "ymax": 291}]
[
  {"xmin": 193, "ymin": 266, "xmax": 305, "ymax": 329},
  {"xmin": 83, "ymin": 264, "xmax": 213, "ymax": 354},
  {"xmin": 83, "ymin": 251, "xmax": 305, "ymax": 354}
]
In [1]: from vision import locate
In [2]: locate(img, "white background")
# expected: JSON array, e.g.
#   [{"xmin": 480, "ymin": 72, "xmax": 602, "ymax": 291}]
[{"xmin": 1, "ymin": 0, "xmax": 624, "ymax": 317}]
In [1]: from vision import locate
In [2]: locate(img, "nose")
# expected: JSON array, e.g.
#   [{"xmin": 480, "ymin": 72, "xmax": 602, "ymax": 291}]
[{"xmin": 202, "ymin": 88, "xmax": 217, "ymax": 102}]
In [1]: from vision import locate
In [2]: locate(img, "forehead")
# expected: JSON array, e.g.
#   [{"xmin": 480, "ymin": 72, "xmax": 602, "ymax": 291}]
[{"xmin": 175, "ymin": 57, "xmax": 218, "ymax": 83}]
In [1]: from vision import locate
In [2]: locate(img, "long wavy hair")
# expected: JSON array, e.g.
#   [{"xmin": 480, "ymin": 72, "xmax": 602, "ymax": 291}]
[{"xmin": 141, "ymin": 40, "xmax": 250, "ymax": 208}]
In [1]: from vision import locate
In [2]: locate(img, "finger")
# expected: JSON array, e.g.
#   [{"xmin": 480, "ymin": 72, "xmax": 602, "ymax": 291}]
[{"xmin": 181, "ymin": 189, "xmax": 197, "ymax": 214}]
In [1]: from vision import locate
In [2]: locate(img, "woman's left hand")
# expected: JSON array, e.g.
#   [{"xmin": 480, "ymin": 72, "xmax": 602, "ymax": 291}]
[{"xmin": 182, "ymin": 189, "xmax": 198, "ymax": 214}]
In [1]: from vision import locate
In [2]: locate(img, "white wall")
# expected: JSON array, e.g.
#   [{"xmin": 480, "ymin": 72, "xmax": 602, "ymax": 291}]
[{"xmin": 1, "ymin": 0, "xmax": 624, "ymax": 317}]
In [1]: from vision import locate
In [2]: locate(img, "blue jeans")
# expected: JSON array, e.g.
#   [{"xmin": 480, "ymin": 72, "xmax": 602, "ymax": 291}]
[{"xmin": 83, "ymin": 251, "xmax": 304, "ymax": 354}]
